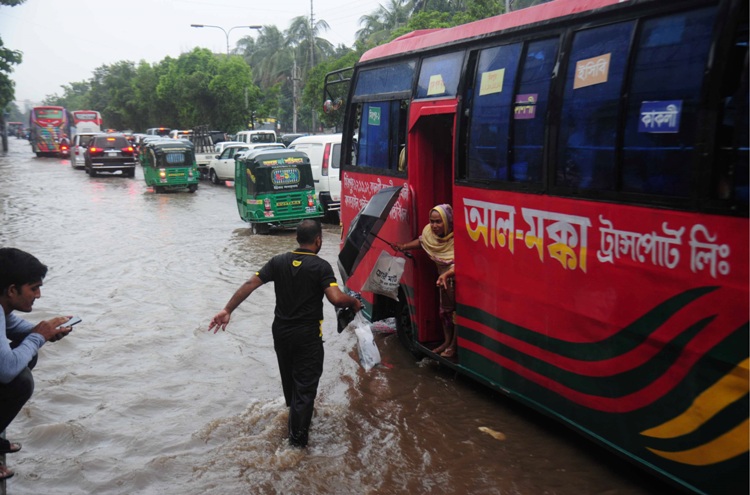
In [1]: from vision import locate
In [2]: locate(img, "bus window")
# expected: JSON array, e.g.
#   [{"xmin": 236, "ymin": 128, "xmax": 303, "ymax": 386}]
[
  {"xmin": 622, "ymin": 7, "xmax": 718, "ymax": 197},
  {"xmin": 556, "ymin": 20, "xmax": 634, "ymax": 191},
  {"xmin": 467, "ymin": 42, "xmax": 522, "ymax": 180},
  {"xmin": 511, "ymin": 37, "xmax": 559, "ymax": 184},
  {"xmin": 416, "ymin": 51, "xmax": 464, "ymax": 99},
  {"xmin": 356, "ymin": 100, "xmax": 407, "ymax": 171},
  {"xmin": 354, "ymin": 62, "xmax": 415, "ymax": 97},
  {"xmin": 714, "ymin": 16, "xmax": 749, "ymax": 205}
]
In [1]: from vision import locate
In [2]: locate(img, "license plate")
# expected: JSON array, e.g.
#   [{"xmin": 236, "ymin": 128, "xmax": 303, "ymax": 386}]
[{"xmin": 106, "ymin": 151, "xmax": 118, "ymax": 156}]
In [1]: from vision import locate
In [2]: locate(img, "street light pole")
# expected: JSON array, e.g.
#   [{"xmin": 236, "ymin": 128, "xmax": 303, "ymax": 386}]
[{"xmin": 190, "ymin": 24, "xmax": 262, "ymax": 55}]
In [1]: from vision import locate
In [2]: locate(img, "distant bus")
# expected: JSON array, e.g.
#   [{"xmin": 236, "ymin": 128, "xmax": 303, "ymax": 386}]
[
  {"xmin": 29, "ymin": 106, "xmax": 70, "ymax": 157},
  {"xmin": 71, "ymin": 110, "xmax": 103, "ymax": 134}
]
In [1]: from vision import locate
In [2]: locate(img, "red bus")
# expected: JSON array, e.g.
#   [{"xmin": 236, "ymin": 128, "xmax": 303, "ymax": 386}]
[
  {"xmin": 332, "ymin": 0, "xmax": 748, "ymax": 493},
  {"xmin": 29, "ymin": 106, "xmax": 70, "ymax": 157},
  {"xmin": 71, "ymin": 110, "xmax": 103, "ymax": 134}
]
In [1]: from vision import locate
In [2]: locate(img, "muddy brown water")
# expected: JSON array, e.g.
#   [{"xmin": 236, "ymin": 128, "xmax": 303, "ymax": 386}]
[{"xmin": 0, "ymin": 138, "xmax": 680, "ymax": 494}]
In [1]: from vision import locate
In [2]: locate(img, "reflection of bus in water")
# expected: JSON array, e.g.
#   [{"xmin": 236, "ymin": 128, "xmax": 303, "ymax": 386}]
[
  {"xmin": 29, "ymin": 106, "xmax": 70, "ymax": 157},
  {"xmin": 71, "ymin": 110, "xmax": 102, "ymax": 134},
  {"xmin": 332, "ymin": 0, "xmax": 748, "ymax": 493}
]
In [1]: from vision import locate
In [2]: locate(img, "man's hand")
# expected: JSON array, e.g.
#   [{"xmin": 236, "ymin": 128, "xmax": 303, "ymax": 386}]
[
  {"xmin": 33, "ymin": 316, "xmax": 73, "ymax": 342},
  {"xmin": 208, "ymin": 309, "xmax": 231, "ymax": 334}
]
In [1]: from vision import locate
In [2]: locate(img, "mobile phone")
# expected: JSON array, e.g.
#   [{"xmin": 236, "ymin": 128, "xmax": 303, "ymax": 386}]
[{"xmin": 57, "ymin": 316, "xmax": 82, "ymax": 329}]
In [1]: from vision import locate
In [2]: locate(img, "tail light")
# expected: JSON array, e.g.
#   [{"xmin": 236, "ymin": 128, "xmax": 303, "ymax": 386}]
[
  {"xmin": 121, "ymin": 146, "xmax": 134, "ymax": 156},
  {"xmin": 60, "ymin": 144, "xmax": 69, "ymax": 151},
  {"xmin": 307, "ymin": 194, "xmax": 315, "ymax": 207},
  {"xmin": 88, "ymin": 147, "xmax": 103, "ymax": 156},
  {"xmin": 264, "ymin": 197, "xmax": 272, "ymax": 211},
  {"xmin": 322, "ymin": 143, "xmax": 330, "ymax": 176}
]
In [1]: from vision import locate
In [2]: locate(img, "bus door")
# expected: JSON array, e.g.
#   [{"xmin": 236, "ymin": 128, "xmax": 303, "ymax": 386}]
[{"xmin": 407, "ymin": 100, "xmax": 456, "ymax": 346}]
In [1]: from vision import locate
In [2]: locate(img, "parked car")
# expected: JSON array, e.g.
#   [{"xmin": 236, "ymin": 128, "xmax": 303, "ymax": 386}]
[
  {"xmin": 70, "ymin": 132, "xmax": 99, "ymax": 169},
  {"xmin": 84, "ymin": 134, "xmax": 137, "ymax": 177},
  {"xmin": 287, "ymin": 134, "xmax": 342, "ymax": 221}
]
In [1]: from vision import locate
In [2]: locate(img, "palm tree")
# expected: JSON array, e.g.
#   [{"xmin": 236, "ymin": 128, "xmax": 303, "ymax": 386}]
[
  {"xmin": 356, "ymin": 0, "xmax": 414, "ymax": 46},
  {"xmin": 285, "ymin": 15, "xmax": 334, "ymax": 74}
]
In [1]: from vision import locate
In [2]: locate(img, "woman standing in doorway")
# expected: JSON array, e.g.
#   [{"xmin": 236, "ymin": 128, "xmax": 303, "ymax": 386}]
[{"xmin": 395, "ymin": 204, "xmax": 456, "ymax": 357}]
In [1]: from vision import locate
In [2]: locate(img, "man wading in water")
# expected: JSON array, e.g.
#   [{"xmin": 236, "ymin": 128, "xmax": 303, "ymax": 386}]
[{"xmin": 208, "ymin": 220, "xmax": 362, "ymax": 447}]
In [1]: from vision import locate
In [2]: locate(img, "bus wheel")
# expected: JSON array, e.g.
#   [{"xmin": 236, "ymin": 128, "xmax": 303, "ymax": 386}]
[{"xmin": 396, "ymin": 296, "xmax": 422, "ymax": 359}]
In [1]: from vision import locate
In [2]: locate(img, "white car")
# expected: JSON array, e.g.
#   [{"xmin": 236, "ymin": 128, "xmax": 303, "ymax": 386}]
[
  {"xmin": 206, "ymin": 144, "xmax": 250, "ymax": 184},
  {"xmin": 214, "ymin": 141, "xmax": 245, "ymax": 154},
  {"xmin": 70, "ymin": 132, "xmax": 100, "ymax": 169},
  {"xmin": 208, "ymin": 143, "xmax": 287, "ymax": 184}
]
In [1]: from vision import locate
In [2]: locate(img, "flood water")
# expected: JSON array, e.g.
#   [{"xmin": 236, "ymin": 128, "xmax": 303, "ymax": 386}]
[{"xmin": 1, "ymin": 137, "xmax": 680, "ymax": 494}]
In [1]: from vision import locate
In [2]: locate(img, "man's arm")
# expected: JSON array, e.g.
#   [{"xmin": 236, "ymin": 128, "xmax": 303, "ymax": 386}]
[
  {"xmin": 208, "ymin": 274, "xmax": 264, "ymax": 333},
  {"xmin": 324, "ymin": 286, "xmax": 362, "ymax": 312}
]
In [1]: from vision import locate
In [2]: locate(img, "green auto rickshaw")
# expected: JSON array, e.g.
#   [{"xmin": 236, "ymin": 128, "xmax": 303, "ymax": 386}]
[
  {"xmin": 235, "ymin": 149, "xmax": 323, "ymax": 233},
  {"xmin": 141, "ymin": 140, "xmax": 199, "ymax": 193}
]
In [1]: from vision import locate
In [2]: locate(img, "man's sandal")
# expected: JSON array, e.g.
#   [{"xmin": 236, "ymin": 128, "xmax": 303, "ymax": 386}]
[
  {"xmin": 0, "ymin": 438, "xmax": 21, "ymax": 454},
  {"xmin": 0, "ymin": 465, "xmax": 14, "ymax": 481}
]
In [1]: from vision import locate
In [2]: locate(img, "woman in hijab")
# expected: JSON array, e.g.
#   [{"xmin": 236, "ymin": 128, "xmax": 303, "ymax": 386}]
[{"xmin": 395, "ymin": 204, "xmax": 456, "ymax": 357}]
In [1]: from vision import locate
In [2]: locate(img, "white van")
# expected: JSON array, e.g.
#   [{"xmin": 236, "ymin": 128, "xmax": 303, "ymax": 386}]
[
  {"xmin": 287, "ymin": 134, "xmax": 341, "ymax": 220},
  {"xmin": 70, "ymin": 132, "xmax": 100, "ymax": 169},
  {"xmin": 236, "ymin": 130, "xmax": 277, "ymax": 145}
]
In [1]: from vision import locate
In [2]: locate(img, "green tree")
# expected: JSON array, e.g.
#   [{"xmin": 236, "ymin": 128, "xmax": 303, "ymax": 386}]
[{"xmin": 42, "ymin": 81, "xmax": 91, "ymax": 110}]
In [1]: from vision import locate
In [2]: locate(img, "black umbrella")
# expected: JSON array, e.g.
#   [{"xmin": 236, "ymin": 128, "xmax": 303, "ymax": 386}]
[{"xmin": 338, "ymin": 185, "xmax": 403, "ymax": 281}]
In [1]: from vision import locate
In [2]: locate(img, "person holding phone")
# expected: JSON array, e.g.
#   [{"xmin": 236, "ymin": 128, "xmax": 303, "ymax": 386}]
[{"xmin": 0, "ymin": 247, "xmax": 76, "ymax": 481}]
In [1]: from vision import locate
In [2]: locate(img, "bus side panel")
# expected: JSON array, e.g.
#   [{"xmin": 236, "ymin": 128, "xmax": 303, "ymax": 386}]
[{"xmin": 453, "ymin": 186, "xmax": 749, "ymax": 494}]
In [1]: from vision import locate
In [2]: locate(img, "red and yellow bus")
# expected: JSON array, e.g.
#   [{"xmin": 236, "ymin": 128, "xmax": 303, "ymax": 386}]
[
  {"xmin": 333, "ymin": 0, "xmax": 748, "ymax": 493},
  {"xmin": 29, "ymin": 106, "xmax": 70, "ymax": 157},
  {"xmin": 71, "ymin": 110, "xmax": 103, "ymax": 134}
]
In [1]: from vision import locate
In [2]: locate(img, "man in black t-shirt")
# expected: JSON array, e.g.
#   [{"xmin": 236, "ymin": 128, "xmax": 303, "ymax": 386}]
[{"xmin": 208, "ymin": 220, "xmax": 362, "ymax": 448}]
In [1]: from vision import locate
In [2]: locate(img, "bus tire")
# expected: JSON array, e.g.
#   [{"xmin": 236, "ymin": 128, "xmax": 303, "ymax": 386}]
[{"xmin": 396, "ymin": 295, "xmax": 422, "ymax": 359}]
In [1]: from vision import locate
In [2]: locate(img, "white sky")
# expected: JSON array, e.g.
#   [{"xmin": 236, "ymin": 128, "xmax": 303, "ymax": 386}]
[{"xmin": 0, "ymin": 0, "xmax": 383, "ymax": 106}]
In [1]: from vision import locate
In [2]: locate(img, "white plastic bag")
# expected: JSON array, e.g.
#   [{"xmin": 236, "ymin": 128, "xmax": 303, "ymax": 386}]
[
  {"xmin": 361, "ymin": 250, "xmax": 405, "ymax": 301},
  {"xmin": 347, "ymin": 312, "xmax": 381, "ymax": 371}
]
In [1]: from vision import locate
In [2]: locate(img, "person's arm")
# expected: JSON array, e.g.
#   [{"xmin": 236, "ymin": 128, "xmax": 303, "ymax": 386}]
[
  {"xmin": 436, "ymin": 265, "xmax": 455, "ymax": 290},
  {"xmin": 394, "ymin": 238, "xmax": 420, "ymax": 252},
  {"xmin": 208, "ymin": 274, "xmax": 264, "ymax": 333},
  {"xmin": 1, "ymin": 314, "xmax": 69, "ymax": 384},
  {"xmin": 324, "ymin": 286, "xmax": 363, "ymax": 312}
]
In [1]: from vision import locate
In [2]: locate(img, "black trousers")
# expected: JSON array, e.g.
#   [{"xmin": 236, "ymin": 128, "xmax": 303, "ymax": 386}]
[
  {"xmin": 0, "ymin": 354, "xmax": 36, "ymax": 435},
  {"xmin": 272, "ymin": 322, "xmax": 324, "ymax": 448}
]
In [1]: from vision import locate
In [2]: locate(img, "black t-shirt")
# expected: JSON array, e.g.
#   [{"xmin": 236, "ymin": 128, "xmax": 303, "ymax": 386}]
[{"xmin": 256, "ymin": 249, "xmax": 338, "ymax": 326}]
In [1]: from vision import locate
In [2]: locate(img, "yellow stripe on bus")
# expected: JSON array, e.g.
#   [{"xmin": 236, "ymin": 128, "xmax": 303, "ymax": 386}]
[
  {"xmin": 641, "ymin": 358, "xmax": 749, "ymax": 439},
  {"xmin": 646, "ymin": 419, "xmax": 749, "ymax": 466}
]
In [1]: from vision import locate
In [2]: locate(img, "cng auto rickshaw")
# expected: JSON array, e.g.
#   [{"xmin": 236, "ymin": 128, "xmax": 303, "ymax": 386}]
[
  {"xmin": 234, "ymin": 149, "xmax": 323, "ymax": 233},
  {"xmin": 141, "ymin": 140, "xmax": 199, "ymax": 193}
]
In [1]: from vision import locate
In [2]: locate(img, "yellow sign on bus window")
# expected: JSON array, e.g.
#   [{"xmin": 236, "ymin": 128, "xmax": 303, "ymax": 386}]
[
  {"xmin": 427, "ymin": 74, "xmax": 446, "ymax": 96},
  {"xmin": 479, "ymin": 69, "xmax": 505, "ymax": 96},
  {"xmin": 573, "ymin": 53, "xmax": 611, "ymax": 89}
]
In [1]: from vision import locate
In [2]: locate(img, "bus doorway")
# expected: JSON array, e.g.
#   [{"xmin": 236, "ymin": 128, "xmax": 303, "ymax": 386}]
[{"xmin": 407, "ymin": 105, "xmax": 455, "ymax": 349}]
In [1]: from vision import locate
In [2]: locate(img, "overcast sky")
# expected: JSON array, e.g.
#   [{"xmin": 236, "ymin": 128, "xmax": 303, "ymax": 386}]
[{"xmin": 0, "ymin": 0, "xmax": 384, "ymax": 106}]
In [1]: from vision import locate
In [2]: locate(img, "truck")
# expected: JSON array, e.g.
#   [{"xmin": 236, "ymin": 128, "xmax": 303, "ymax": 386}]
[{"xmin": 191, "ymin": 125, "xmax": 218, "ymax": 179}]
